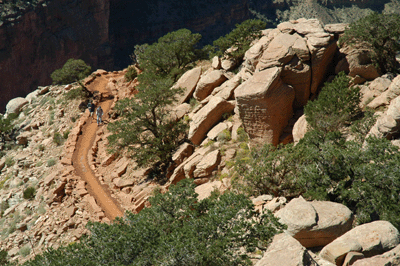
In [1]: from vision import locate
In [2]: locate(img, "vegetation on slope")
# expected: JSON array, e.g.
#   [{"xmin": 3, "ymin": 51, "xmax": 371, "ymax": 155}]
[
  {"xmin": 23, "ymin": 179, "xmax": 284, "ymax": 266},
  {"xmin": 234, "ymin": 72, "xmax": 400, "ymax": 229},
  {"xmin": 340, "ymin": 12, "xmax": 400, "ymax": 74}
]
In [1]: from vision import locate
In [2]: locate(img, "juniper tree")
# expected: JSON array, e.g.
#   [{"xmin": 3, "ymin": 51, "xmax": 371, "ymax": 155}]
[
  {"xmin": 133, "ymin": 28, "xmax": 201, "ymax": 81},
  {"xmin": 51, "ymin": 58, "xmax": 92, "ymax": 85},
  {"xmin": 340, "ymin": 12, "xmax": 400, "ymax": 73},
  {"xmin": 23, "ymin": 179, "xmax": 285, "ymax": 266},
  {"xmin": 107, "ymin": 72, "xmax": 187, "ymax": 173}
]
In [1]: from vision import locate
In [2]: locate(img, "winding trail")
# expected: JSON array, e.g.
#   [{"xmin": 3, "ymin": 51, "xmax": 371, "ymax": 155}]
[{"xmin": 72, "ymin": 75, "xmax": 124, "ymax": 220}]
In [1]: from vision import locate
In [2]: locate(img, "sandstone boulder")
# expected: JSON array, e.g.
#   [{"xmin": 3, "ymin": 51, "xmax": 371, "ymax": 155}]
[
  {"xmin": 351, "ymin": 244, "xmax": 400, "ymax": 266},
  {"xmin": 207, "ymin": 122, "xmax": 233, "ymax": 140},
  {"xmin": 193, "ymin": 149, "xmax": 221, "ymax": 178},
  {"xmin": 340, "ymin": 45, "xmax": 380, "ymax": 81},
  {"xmin": 174, "ymin": 67, "xmax": 202, "ymax": 104},
  {"xmin": 212, "ymin": 75, "xmax": 242, "ymax": 100},
  {"xmin": 195, "ymin": 181, "xmax": 223, "ymax": 200},
  {"xmin": 255, "ymin": 233, "xmax": 317, "ymax": 266},
  {"xmin": 368, "ymin": 75, "xmax": 400, "ymax": 109},
  {"xmin": 188, "ymin": 97, "xmax": 235, "ymax": 145},
  {"xmin": 172, "ymin": 142, "xmax": 194, "ymax": 166},
  {"xmin": 275, "ymin": 197, "xmax": 353, "ymax": 248},
  {"xmin": 212, "ymin": 56, "xmax": 221, "ymax": 69},
  {"xmin": 6, "ymin": 97, "xmax": 28, "ymax": 115},
  {"xmin": 320, "ymin": 220, "xmax": 400, "ymax": 266},
  {"xmin": 235, "ymin": 67, "xmax": 295, "ymax": 146},
  {"xmin": 293, "ymin": 114, "xmax": 308, "ymax": 144},
  {"xmin": 193, "ymin": 70, "xmax": 228, "ymax": 101}
]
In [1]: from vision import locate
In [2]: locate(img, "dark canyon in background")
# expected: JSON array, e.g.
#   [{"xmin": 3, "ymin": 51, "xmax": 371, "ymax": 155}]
[{"xmin": 0, "ymin": 0, "xmax": 394, "ymax": 111}]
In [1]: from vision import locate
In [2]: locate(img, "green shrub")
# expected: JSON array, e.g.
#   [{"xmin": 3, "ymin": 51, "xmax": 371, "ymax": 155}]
[
  {"xmin": 63, "ymin": 130, "xmax": 70, "ymax": 139},
  {"xmin": 23, "ymin": 187, "xmax": 36, "ymax": 200},
  {"xmin": 51, "ymin": 59, "xmax": 92, "ymax": 85},
  {"xmin": 234, "ymin": 143, "xmax": 302, "ymax": 197},
  {"xmin": 124, "ymin": 66, "xmax": 138, "ymax": 82},
  {"xmin": 0, "ymin": 249, "xmax": 9, "ymax": 265},
  {"xmin": 47, "ymin": 158, "xmax": 56, "ymax": 167},
  {"xmin": 23, "ymin": 179, "xmax": 284, "ymax": 266},
  {"xmin": 64, "ymin": 87, "xmax": 89, "ymax": 100},
  {"xmin": 340, "ymin": 12, "xmax": 400, "ymax": 73},
  {"xmin": 53, "ymin": 132, "xmax": 63, "ymax": 146},
  {"xmin": 4, "ymin": 157, "xmax": 14, "ymax": 167},
  {"xmin": 304, "ymin": 72, "xmax": 361, "ymax": 134},
  {"xmin": 0, "ymin": 201, "xmax": 9, "ymax": 217},
  {"xmin": 134, "ymin": 29, "xmax": 201, "ymax": 81},
  {"xmin": 19, "ymin": 245, "xmax": 31, "ymax": 257},
  {"xmin": 236, "ymin": 127, "xmax": 249, "ymax": 142},
  {"xmin": 217, "ymin": 129, "xmax": 232, "ymax": 143},
  {"xmin": 211, "ymin": 19, "xmax": 266, "ymax": 61},
  {"xmin": 38, "ymin": 144, "xmax": 45, "ymax": 152}
]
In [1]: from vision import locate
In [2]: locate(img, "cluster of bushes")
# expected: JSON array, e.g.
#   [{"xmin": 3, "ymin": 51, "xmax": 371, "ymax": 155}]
[
  {"xmin": 23, "ymin": 179, "xmax": 284, "ymax": 265},
  {"xmin": 50, "ymin": 59, "xmax": 92, "ymax": 85},
  {"xmin": 108, "ymin": 20, "xmax": 266, "ymax": 179},
  {"xmin": 234, "ymin": 72, "xmax": 400, "ymax": 229}
]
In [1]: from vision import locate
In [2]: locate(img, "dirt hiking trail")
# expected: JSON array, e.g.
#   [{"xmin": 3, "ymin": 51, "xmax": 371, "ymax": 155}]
[{"xmin": 72, "ymin": 74, "xmax": 124, "ymax": 220}]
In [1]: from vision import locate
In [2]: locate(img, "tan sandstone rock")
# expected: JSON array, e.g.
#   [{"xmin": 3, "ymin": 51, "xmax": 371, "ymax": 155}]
[
  {"xmin": 173, "ymin": 66, "xmax": 202, "ymax": 104},
  {"xmin": 320, "ymin": 220, "xmax": 400, "ymax": 266},
  {"xmin": 255, "ymin": 233, "xmax": 317, "ymax": 266},
  {"xmin": 193, "ymin": 70, "xmax": 228, "ymax": 101},
  {"xmin": 276, "ymin": 197, "xmax": 353, "ymax": 248},
  {"xmin": 188, "ymin": 97, "xmax": 235, "ymax": 145},
  {"xmin": 235, "ymin": 67, "xmax": 295, "ymax": 146}
]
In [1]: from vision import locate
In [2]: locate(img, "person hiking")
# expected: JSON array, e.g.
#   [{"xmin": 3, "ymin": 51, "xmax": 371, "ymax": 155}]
[
  {"xmin": 96, "ymin": 106, "xmax": 103, "ymax": 125},
  {"xmin": 87, "ymin": 101, "xmax": 95, "ymax": 117}
]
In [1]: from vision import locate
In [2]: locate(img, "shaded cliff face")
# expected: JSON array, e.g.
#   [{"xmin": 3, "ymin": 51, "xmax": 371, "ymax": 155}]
[
  {"xmin": 0, "ymin": 0, "xmax": 112, "ymax": 112},
  {"xmin": 109, "ymin": 0, "xmax": 251, "ymax": 68}
]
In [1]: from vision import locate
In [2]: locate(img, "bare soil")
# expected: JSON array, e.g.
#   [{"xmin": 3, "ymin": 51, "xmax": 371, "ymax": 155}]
[{"xmin": 72, "ymin": 75, "xmax": 124, "ymax": 220}]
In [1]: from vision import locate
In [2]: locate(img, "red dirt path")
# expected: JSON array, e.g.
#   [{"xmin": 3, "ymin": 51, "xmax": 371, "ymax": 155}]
[{"xmin": 72, "ymin": 75, "xmax": 124, "ymax": 220}]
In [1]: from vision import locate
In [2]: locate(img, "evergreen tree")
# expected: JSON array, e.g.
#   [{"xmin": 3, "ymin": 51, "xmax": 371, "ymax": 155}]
[
  {"xmin": 24, "ymin": 179, "xmax": 284, "ymax": 266},
  {"xmin": 107, "ymin": 73, "xmax": 187, "ymax": 172},
  {"xmin": 133, "ymin": 29, "xmax": 201, "ymax": 81},
  {"xmin": 51, "ymin": 59, "xmax": 92, "ymax": 85},
  {"xmin": 340, "ymin": 12, "xmax": 400, "ymax": 73},
  {"xmin": 211, "ymin": 19, "xmax": 266, "ymax": 61}
]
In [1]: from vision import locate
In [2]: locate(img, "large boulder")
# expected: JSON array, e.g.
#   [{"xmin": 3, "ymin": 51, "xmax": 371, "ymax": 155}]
[
  {"xmin": 351, "ymin": 244, "xmax": 400, "ymax": 266},
  {"xmin": 275, "ymin": 197, "xmax": 353, "ymax": 248},
  {"xmin": 339, "ymin": 45, "xmax": 380, "ymax": 81},
  {"xmin": 293, "ymin": 114, "xmax": 308, "ymax": 144},
  {"xmin": 368, "ymin": 75, "xmax": 400, "ymax": 109},
  {"xmin": 367, "ymin": 96, "xmax": 400, "ymax": 139},
  {"xmin": 255, "ymin": 233, "xmax": 318, "ymax": 266},
  {"xmin": 235, "ymin": 67, "xmax": 295, "ymax": 146},
  {"xmin": 193, "ymin": 70, "xmax": 227, "ymax": 101},
  {"xmin": 192, "ymin": 149, "xmax": 221, "ymax": 178},
  {"xmin": 6, "ymin": 97, "xmax": 28, "ymax": 115},
  {"xmin": 188, "ymin": 97, "xmax": 235, "ymax": 145},
  {"xmin": 320, "ymin": 221, "xmax": 400, "ymax": 266},
  {"xmin": 173, "ymin": 67, "xmax": 202, "ymax": 104}
]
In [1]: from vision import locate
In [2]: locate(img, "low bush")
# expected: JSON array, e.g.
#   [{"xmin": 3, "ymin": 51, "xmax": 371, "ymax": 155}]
[
  {"xmin": 64, "ymin": 87, "xmax": 89, "ymax": 100},
  {"xmin": 53, "ymin": 132, "xmax": 63, "ymax": 146},
  {"xmin": 47, "ymin": 158, "xmax": 56, "ymax": 167},
  {"xmin": 23, "ymin": 179, "xmax": 285, "ymax": 265},
  {"xmin": 23, "ymin": 187, "xmax": 36, "ymax": 200},
  {"xmin": 51, "ymin": 59, "xmax": 92, "ymax": 85},
  {"xmin": 124, "ymin": 66, "xmax": 138, "ymax": 82}
]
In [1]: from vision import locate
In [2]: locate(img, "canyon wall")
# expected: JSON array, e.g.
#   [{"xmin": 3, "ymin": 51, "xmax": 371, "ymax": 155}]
[
  {"xmin": 0, "ymin": 0, "xmax": 393, "ymax": 111},
  {"xmin": 0, "ymin": 0, "xmax": 112, "ymax": 112}
]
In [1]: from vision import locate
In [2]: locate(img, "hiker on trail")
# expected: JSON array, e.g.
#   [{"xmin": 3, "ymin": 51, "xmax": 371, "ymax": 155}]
[
  {"xmin": 96, "ymin": 106, "xmax": 103, "ymax": 125},
  {"xmin": 87, "ymin": 101, "xmax": 95, "ymax": 117}
]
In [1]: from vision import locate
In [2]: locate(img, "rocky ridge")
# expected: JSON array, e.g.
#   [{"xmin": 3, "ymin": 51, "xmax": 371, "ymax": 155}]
[{"xmin": 1, "ymin": 18, "xmax": 400, "ymax": 265}]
